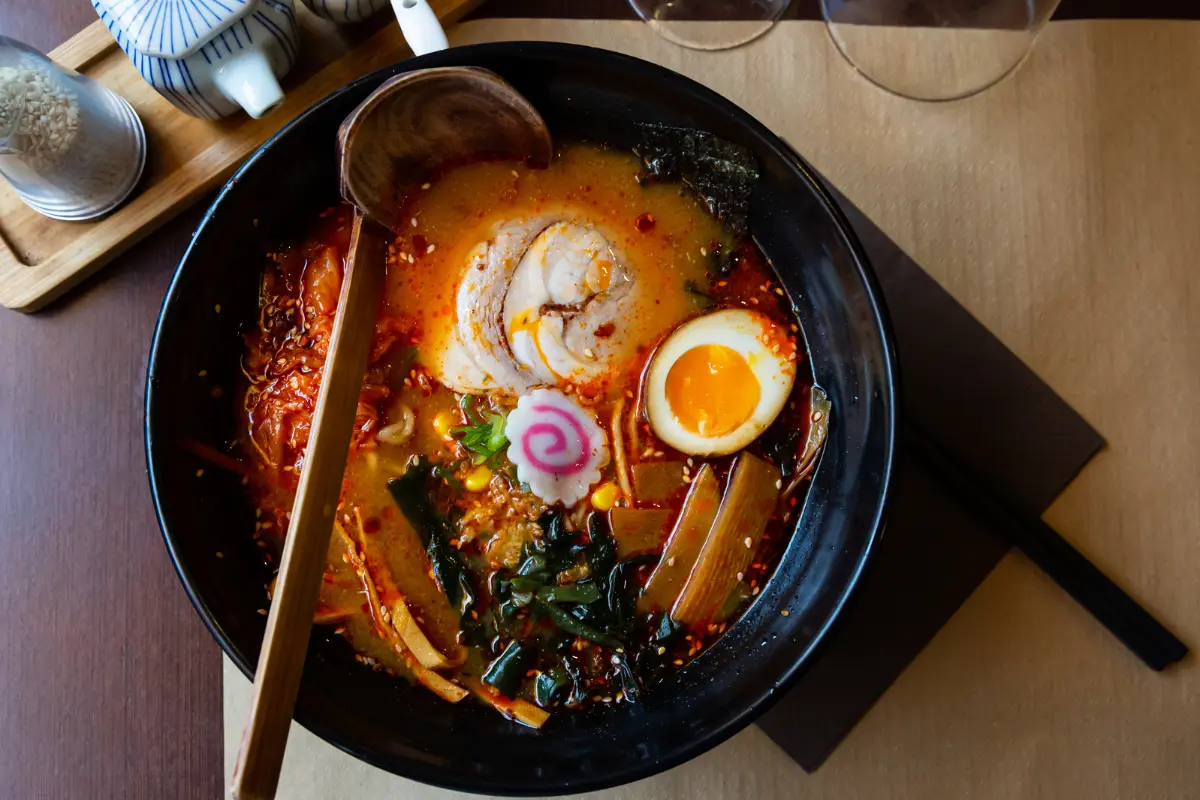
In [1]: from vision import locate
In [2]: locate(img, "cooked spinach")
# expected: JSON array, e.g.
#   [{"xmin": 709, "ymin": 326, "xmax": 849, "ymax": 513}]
[
  {"xmin": 482, "ymin": 640, "xmax": 534, "ymax": 698},
  {"xmin": 387, "ymin": 462, "xmax": 475, "ymax": 615},
  {"xmin": 607, "ymin": 554, "xmax": 660, "ymax": 633},
  {"xmin": 536, "ymin": 582, "xmax": 602, "ymax": 605},
  {"xmin": 584, "ymin": 512, "xmax": 618, "ymax": 588},
  {"xmin": 535, "ymin": 665, "xmax": 571, "ymax": 708},
  {"xmin": 538, "ymin": 510, "xmax": 570, "ymax": 544},
  {"xmin": 535, "ymin": 599, "xmax": 624, "ymax": 650}
]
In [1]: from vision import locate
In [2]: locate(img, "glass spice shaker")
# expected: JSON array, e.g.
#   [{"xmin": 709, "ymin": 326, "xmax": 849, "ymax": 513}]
[{"xmin": 0, "ymin": 35, "xmax": 146, "ymax": 221}]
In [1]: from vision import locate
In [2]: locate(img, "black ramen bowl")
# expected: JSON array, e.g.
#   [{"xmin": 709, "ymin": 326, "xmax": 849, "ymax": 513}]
[{"xmin": 146, "ymin": 43, "xmax": 897, "ymax": 796}]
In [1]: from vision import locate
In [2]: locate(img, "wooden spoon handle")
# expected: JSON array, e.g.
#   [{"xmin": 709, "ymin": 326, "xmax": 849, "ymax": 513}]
[{"xmin": 231, "ymin": 214, "xmax": 387, "ymax": 800}]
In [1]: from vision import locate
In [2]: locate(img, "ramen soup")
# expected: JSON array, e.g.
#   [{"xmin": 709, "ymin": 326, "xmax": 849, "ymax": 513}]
[{"xmin": 240, "ymin": 142, "xmax": 827, "ymax": 727}]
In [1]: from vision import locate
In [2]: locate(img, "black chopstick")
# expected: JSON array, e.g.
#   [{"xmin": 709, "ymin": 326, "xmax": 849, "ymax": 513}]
[{"xmin": 903, "ymin": 421, "xmax": 1188, "ymax": 672}]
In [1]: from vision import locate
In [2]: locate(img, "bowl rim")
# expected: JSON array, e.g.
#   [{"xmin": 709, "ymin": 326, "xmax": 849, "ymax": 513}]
[{"xmin": 145, "ymin": 40, "xmax": 899, "ymax": 795}]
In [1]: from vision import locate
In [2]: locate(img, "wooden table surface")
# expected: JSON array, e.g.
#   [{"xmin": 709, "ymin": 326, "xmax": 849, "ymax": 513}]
[{"xmin": 0, "ymin": 2, "xmax": 1194, "ymax": 798}]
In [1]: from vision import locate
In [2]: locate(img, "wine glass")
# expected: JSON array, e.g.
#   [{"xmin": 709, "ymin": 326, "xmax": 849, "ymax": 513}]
[
  {"xmin": 627, "ymin": 0, "xmax": 791, "ymax": 51},
  {"xmin": 821, "ymin": 0, "xmax": 1063, "ymax": 101}
]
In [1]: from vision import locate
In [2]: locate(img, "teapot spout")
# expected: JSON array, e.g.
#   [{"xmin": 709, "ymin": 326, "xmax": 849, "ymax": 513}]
[{"xmin": 213, "ymin": 49, "xmax": 284, "ymax": 119}]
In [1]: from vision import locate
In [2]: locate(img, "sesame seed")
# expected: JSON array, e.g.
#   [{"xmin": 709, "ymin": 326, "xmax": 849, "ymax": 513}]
[
  {"xmin": 717, "ymin": 281, "xmax": 727, "ymax": 287},
  {"xmin": 257, "ymin": 608, "xmax": 267, "ymax": 615},
  {"xmin": 198, "ymin": 369, "xmax": 207, "ymax": 377},
  {"xmin": 216, "ymin": 552, "xmax": 224, "ymax": 559},
  {"xmin": 752, "ymin": 586, "xmax": 760, "ymax": 596},
  {"xmin": 512, "ymin": 170, "xmax": 520, "ymax": 179},
  {"xmin": 750, "ymin": 297, "xmax": 759, "ymax": 305},
  {"xmin": 584, "ymin": 348, "xmax": 595, "ymax": 358},
  {"xmin": 775, "ymin": 288, "xmax": 784, "ymax": 295},
  {"xmin": 214, "ymin": 304, "xmax": 222, "ymax": 313},
  {"xmin": 195, "ymin": 469, "xmax": 204, "ymax": 478},
  {"xmin": 657, "ymin": 646, "xmax": 666, "ymax": 655},
  {"xmin": 775, "ymin": 478, "xmax": 782, "ymax": 489},
  {"xmin": 667, "ymin": 556, "xmax": 676, "ymax": 567},
  {"xmin": 700, "ymin": 247, "xmax": 708, "ymax": 256},
  {"xmin": 421, "ymin": 182, "xmax": 431, "ymax": 190},
  {"xmin": 736, "ymin": 572, "xmax": 743, "ymax": 581},
  {"xmin": 410, "ymin": 217, "xmax": 418, "ymax": 228},
  {"xmin": 673, "ymin": 659, "xmax": 684, "ymax": 666},
  {"xmin": 426, "ymin": 244, "xmax": 435, "ymax": 254},
  {"xmin": 781, "ymin": 610, "xmax": 790, "ymax": 617},
  {"xmin": 686, "ymin": 457, "xmax": 694, "ymax": 466},
  {"xmin": 744, "ymin": 537, "xmax": 752, "ymax": 548}
]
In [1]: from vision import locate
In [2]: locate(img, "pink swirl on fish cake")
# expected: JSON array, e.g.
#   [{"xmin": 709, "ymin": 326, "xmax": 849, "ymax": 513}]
[
  {"xmin": 505, "ymin": 388, "xmax": 609, "ymax": 505},
  {"xmin": 519, "ymin": 404, "xmax": 591, "ymax": 476}
]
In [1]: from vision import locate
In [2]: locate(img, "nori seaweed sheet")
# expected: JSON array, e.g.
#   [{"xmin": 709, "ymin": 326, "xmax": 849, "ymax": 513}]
[{"xmin": 633, "ymin": 123, "xmax": 759, "ymax": 239}]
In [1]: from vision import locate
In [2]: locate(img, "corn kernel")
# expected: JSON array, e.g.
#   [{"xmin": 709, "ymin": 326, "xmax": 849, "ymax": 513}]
[
  {"xmin": 432, "ymin": 410, "xmax": 456, "ymax": 438},
  {"xmin": 590, "ymin": 482, "xmax": 621, "ymax": 511},
  {"xmin": 464, "ymin": 465, "xmax": 492, "ymax": 492}
]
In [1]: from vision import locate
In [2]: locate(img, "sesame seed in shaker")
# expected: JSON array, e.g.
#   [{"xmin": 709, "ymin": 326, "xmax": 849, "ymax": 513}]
[{"xmin": 0, "ymin": 36, "xmax": 146, "ymax": 221}]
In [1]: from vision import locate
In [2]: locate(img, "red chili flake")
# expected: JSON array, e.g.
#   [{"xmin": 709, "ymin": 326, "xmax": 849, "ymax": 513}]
[
  {"xmin": 362, "ymin": 516, "xmax": 381, "ymax": 534},
  {"xmin": 594, "ymin": 322, "xmax": 616, "ymax": 338},
  {"xmin": 634, "ymin": 212, "xmax": 656, "ymax": 232}
]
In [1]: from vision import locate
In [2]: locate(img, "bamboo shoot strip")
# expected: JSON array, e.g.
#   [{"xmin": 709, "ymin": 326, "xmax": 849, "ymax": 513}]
[
  {"xmin": 638, "ymin": 465, "xmax": 721, "ymax": 614},
  {"xmin": 630, "ymin": 461, "xmax": 686, "ymax": 503},
  {"xmin": 610, "ymin": 508, "xmax": 672, "ymax": 558},
  {"xmin": 671, "ymin": 454, "xmax": 780, "ymax": 626},
  {"xmin": 465, "ymin": 679, "xmax": 550, "ymax": 729}
]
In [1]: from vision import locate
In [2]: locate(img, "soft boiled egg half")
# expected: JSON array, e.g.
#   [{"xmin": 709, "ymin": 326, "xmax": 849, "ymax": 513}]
[{"xmin": 645, "ymin": 309, "xmax": 797, "ymax": 456}]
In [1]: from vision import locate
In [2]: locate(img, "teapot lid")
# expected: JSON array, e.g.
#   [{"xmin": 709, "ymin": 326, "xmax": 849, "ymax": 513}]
[{"xmin": 92, "ymin": 0, "xmax": 257, "ymax": 60}]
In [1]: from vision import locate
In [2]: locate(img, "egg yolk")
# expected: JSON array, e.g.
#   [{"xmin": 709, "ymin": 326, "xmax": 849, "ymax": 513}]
[{"xmin": 665, "ymin": 344, "xmax": 760, "ymax": 436}]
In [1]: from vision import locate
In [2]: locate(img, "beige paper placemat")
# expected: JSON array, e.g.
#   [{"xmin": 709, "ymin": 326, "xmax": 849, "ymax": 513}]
[{"xmin": 224, "ymin": 18, "xmax": 1200, "ymax": 798}]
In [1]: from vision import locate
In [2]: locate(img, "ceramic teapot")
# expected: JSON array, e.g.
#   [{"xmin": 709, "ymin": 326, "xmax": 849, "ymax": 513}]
[{"xmin": 91, "ymin": 0, "xmax": 301, "ymax": 120}]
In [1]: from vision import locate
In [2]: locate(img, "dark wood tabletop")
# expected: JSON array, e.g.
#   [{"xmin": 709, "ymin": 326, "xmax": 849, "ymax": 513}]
[{"xmin": 0, "ymin": 1, "xmax": 1192, "ymax": 797}]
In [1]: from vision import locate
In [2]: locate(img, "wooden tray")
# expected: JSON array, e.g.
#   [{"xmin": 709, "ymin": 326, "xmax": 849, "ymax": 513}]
[{"xmin": 0, "ymin": 0, "xmax": 481, "ymax": 313}]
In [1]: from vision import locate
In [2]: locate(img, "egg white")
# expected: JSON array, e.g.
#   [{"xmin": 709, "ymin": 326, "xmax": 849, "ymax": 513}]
[{"xmin": 645, "ymin": 308, "xmax": 796, "ymax": 456}]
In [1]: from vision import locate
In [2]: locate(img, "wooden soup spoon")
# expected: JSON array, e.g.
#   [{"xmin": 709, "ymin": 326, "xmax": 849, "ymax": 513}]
[{"xmin": 231, "ymin": 67, "xmax": 551, "ymax": 800}]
